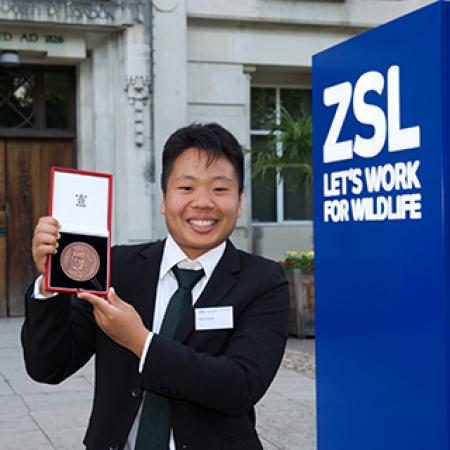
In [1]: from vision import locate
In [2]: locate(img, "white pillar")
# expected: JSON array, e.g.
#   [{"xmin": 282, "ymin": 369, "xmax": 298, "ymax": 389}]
[{"xmin": 152, "ymin": 0, "xmax": 188, "ymax": 239}]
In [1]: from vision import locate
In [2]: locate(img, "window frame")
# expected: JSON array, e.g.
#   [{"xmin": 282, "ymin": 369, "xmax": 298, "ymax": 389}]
[
  {"xmin": 250, "ymin": 83, "xmax": 312, "ymax": 226},
  {"xmin": 0, "ymin": 65, "xmax": 76, "ymax": 139}
]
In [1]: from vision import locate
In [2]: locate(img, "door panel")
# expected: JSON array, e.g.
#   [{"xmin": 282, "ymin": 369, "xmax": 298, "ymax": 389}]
[
  {"xmin": 5, "ymin": 139, "xmax": 74, "ymax": 316},
  {"xmin": 0, "ymin": 141, "xmax": 6, "ymax": 316}
]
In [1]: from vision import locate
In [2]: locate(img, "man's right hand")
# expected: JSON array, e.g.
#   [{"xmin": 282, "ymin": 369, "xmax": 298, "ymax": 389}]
[{"xmin": 32, "ymin": 216, "xmax": 61, "ymax": 296}]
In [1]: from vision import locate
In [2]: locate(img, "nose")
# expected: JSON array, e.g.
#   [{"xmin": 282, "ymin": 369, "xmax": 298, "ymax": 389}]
[{"xmin": 191, "ymin": 187, "xmax": 214, "ymax": 208}]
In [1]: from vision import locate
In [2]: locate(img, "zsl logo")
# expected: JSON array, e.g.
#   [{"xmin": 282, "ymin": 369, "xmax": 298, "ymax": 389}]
[{"xmin": 323, "ymin": 65, "xmax": 421, "ymax": 163}]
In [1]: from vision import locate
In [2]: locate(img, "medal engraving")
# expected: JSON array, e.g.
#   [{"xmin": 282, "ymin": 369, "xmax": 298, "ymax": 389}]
[{"xmin": 60, "ymin": 242, "xmax": 100, "ymax": 282}]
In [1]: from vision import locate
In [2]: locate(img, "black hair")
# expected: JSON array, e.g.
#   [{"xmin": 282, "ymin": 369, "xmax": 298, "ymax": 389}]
[{"xmin": 161, "ymin": 123, "xmax": 244, "ymax": 193}]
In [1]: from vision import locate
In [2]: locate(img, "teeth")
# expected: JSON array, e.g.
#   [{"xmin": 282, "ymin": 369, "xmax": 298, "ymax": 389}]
[{"xmin": 189, "ymin": 220, "xmax": 216, "ymax": 227}]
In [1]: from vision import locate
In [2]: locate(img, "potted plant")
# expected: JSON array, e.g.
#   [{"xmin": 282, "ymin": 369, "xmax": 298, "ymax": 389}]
[{"xmin": 250, "ymin": 106, "xmax": 314, "ymax": 337}]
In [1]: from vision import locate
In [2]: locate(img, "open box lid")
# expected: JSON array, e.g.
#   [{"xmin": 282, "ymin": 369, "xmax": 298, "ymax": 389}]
[{"xmin": 50, "ymin": 167, "xmax": 112, "ymax": 237}]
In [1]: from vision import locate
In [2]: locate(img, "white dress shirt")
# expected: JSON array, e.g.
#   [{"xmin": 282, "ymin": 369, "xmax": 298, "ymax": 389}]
[
  {"xmin": 125, "ymin": 234, "xmax": 225, "ymax": 450},
  {"xmin": 33, "ymin": 234, "xmax": 225, "ymax": 450}
]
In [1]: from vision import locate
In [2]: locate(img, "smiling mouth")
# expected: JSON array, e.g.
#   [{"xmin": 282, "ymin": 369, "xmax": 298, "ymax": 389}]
[{"xmin": 187, "ymin": 219, "xmax": 218, "ymax": 228}]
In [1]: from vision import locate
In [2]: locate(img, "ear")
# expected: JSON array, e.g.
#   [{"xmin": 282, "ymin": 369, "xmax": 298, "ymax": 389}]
[
  {"xmin": 237, "ymin": 192, "xmax": 243, "ymax": 218},
  {"xmin": 160, "ymin": 192, "xmax": 166, "ymax": 216}
]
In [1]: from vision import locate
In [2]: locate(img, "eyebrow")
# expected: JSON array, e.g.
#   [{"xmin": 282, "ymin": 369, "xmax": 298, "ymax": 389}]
[{"xmin": 173, "ymin": 175, "xmax": 234, "ymax": 182}]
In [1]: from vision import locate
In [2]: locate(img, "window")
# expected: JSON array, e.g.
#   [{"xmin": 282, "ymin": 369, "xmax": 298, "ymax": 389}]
[
  {"xmin": 0, "ymin": 66, "xmax": 75, "ymax": 137},
  {"xmin": 250, "ymin": 86, "xmax": 312, "ymax": 223},
  {"xmin": 0, "ymin": 69, "xmax": 35, "ymax": 128}
]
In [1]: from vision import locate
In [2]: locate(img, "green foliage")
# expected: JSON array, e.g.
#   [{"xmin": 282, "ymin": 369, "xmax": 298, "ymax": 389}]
[{"xmin": 251, "ymin": 106, "xmax": 313, "ymax": 192}]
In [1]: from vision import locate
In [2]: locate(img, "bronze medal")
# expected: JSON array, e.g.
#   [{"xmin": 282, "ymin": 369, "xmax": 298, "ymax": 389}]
[{"xmin": 60, "ymin": 242, "xmax": 100, "ymax": 282}]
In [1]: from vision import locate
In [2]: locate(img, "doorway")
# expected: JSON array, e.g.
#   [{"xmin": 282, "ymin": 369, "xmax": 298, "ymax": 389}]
[{"xmin": 0, "ymin": 66, "xmax": 76, "ymax": 315}]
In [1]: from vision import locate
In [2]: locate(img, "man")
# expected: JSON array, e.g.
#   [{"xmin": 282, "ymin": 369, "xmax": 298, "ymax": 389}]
[{"xmin": 22, "ymin": 123, "xmax": 290, "ymax": 450}]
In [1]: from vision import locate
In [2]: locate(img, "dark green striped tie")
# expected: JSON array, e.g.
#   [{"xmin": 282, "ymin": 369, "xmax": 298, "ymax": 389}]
[{"xmin": 135, "ymin": 266, "xmax": 205, "ymax": 450}]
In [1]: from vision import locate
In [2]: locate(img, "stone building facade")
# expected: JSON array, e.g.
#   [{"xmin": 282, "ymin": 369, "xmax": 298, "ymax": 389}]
[
  {"xmin": 0, "ymin": 0, "xmax": 431, "ymax": 315},
  {"xmin": 0, "ymin": 1, "xmax": 152, "ymax": 315},
  {"xmin": 153, "ymin": 0, "xmax": 431, "ymax": 258}
]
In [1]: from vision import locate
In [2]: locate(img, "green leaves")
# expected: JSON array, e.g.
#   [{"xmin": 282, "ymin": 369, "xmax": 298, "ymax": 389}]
[{"xmin": 251, "ymin": 106, "xmax": 313, "ymax": 192}]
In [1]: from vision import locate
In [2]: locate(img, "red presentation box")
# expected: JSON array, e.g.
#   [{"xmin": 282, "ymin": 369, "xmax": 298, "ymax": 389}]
[{"xmin": 45, "ymin": 167, "xmax": 113, "ymax": 295}]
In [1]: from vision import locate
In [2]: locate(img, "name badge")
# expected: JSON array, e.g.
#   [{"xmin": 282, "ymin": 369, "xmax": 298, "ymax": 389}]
[{"xmin": 195, "ymin": 306, "xmax": 234, "ymax": 331}]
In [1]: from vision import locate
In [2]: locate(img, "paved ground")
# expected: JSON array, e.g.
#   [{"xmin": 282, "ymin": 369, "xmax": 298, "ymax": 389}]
[{"xmin": 0, "ymin": 318, "xmax": 316, "ymax": 450}]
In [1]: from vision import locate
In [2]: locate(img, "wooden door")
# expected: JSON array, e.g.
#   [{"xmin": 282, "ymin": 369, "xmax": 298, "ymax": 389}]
[
  {"xmin": 0, "ymin": 141, "xmax": 6, "ymax": 316},
  {"xmin": 0, "ymin": 139, "xmax": 74, "ymax": 316}
]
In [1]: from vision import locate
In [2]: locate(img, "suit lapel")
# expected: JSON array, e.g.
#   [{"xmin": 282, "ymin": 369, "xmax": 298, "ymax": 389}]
[
  {"xmin": 177, "ymin": 240, "xmax": 241, "ymax": 342},
  {"xmin": 131, "ymin": 240, "xmax": 165, "ymax": 331}
]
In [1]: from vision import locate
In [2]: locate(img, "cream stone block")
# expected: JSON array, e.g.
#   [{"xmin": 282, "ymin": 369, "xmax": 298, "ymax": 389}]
[
  {"xmin": 187, "ymin": 0, "xmax": 432, "ymax": 29},
  {"xmin": 252, "ymin": 224, "xmax": 314, "ymax": 260},
  {"xmin": 188, "ymin": 62, "xmax": 248, "ymax": 105},
  {"xmin": 188, "ymin": 23, "xmax": 355, "ymax": 68},
  {"xmin": 188, "ymin": 104, "xmax": 247, "ymax": 143}
]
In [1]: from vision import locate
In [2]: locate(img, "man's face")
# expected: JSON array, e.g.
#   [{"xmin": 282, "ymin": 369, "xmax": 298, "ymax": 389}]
[
  {"xmin": 71, "ymin": 250, "xmax": 86, "ymax": 271},
  {"xmin": 161, "ymin": 147, "xmax": 242, "ymax": 259}
]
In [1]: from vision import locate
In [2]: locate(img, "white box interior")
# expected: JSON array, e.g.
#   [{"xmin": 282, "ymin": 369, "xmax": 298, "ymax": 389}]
[{"xmin": 52, "ymin": 171, "xmax": 110, "ymax": 237}]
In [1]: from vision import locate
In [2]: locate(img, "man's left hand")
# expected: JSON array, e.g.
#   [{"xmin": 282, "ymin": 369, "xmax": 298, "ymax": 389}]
[{"xmin": 78, "ymin": 288, "xmax": 149, "ymax": 358}]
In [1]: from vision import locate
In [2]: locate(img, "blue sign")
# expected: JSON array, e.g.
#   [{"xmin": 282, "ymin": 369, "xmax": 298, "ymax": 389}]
[{"xmin": 313, "ymin": 2, "xmax": 450, "ymax": 449}]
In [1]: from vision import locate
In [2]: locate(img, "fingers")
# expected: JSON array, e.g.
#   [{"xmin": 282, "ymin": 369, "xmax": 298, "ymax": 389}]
[
  {"xmin": 35, "ymin": 217, "xmax": 61, "ymax": 240},
  {"xmin": 32, "ymin": 217, "xmax": 61, "ymax": 273},
  {"xmin": 35, "ymin": 222, "xmax": 60, "ymax": 237},
  {"xmin": 35, "ymin": 244, "xmax": 58, "ymax": 256},
  {"xmin": 77, "ymin": 291, "xmax": 108, "ymax": 309},
  {"xmin": 34, "ymin": 226, "xmax": 60, "ymax": 249},
  {"xmin": 106, "ymin": 287, "xmax": 121, "ymax": 306},
  {"xmin": 79, "ymin": 290, "xmax": 121, "ymax": 336},
  {"xmin": 92, "ymin": 306, "xmax": 107, "ymax": 331},
  {"xmin": 37, "ymin": 216, "xmax": 61, "ymax": 229},
  {"xmin": 32, "ymin": 240, "xmax": 58, "ymax": 274}
]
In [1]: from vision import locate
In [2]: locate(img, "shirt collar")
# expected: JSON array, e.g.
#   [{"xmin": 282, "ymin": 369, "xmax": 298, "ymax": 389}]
[{"xmin": 159, "ymin": 234, "xmax": 226, "ymax": 280}]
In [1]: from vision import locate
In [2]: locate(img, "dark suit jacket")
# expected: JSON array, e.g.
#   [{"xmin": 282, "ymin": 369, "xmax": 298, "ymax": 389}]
[{"xmin": 21, "ymin": 240, "xmax": 289, "ymax": 450}]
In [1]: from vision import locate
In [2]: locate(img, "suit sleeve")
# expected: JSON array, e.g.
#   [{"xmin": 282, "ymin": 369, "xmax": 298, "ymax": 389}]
[
  {"xmin": 21, "ymin": 245, "xmax": 139, "ymax": 384},
  {"xmin": 21, "ymin": 286, "xmax": 96, "ymax": 384},
  {"xmin": 19, "ymin": 244, "xmax": 124, "ymax": 383},
  {"xmin": 138, "ymin": 260, "xmax": 289, "ymax": 416}
]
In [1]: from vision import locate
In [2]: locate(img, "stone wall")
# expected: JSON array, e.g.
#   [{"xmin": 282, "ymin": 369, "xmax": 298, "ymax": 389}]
[{"xmin": 0, "ymin": 0, "xmax": 155, "ymax": 245}]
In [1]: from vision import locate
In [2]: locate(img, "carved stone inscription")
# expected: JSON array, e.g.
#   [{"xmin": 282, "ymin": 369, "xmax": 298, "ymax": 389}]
[
  {"xmin": 0, "ymin": 1, "xmax": 144, "ymax": 25},
  {"xmin": 0, "ymin": 31, "xmax": 64, "ymax": 44}
]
